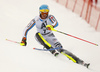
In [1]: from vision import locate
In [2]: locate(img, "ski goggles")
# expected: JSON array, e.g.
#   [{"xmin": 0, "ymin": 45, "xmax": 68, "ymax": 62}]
[
  {"xmin": 40, "ymin": 9, "xmax": 49, "ymax": 12},
  {"xmin": 41, "ymin": 12, "xmax": 48, "ymax": 15}
]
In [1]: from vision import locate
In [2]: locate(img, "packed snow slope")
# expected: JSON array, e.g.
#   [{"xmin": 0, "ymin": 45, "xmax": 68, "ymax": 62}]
[{"xmin": 0, "ymin": 0, "xmax": 100, "ymax": 72}]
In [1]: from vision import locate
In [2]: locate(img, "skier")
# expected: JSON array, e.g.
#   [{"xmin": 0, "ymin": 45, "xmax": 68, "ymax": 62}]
[{"xmin": 20, "ymin": 4, "xmax": 90, "ymax": 68}]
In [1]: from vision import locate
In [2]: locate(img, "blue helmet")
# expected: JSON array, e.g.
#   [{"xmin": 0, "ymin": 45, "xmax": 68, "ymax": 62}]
[{"xmin": 39, "ymin": 4, "xmax": 49, "ymax": 13}]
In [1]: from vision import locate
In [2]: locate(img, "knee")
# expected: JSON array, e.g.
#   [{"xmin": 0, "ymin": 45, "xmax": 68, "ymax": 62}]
[
  {"xmin": 36, "ymin": 32, "xmax": 40, "ymax": 37},
  {"xmin": 54, "ymin": 42, "xmax": 63, "ymax": 48}
]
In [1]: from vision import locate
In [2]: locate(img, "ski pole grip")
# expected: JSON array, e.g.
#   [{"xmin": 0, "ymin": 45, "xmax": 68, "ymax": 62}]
[{"xmin": 46, "ymin": 25, "xmax": 57, "ymax": 31}]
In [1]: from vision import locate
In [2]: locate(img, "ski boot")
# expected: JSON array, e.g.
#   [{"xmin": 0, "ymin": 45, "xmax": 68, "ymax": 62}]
[
  {"xmin": 43, "ymin": 46, "xmax": 59, "ymax": 56},
  {"xmin": 53, "ymin": 52, "xmax": 59, "ymax": 56},
  {"xmin": 50, "ymin": 49, "xmax": 59, "ymax": 56}
]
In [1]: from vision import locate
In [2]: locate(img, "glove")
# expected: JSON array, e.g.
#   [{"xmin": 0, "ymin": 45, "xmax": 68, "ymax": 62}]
[
  {"xmin": 20, "ymin": 37, "xmax": 27, "ymax": 46},
  {"xmin": 46, "ymin": 25, "xmax": 54, "ymax": 30}
]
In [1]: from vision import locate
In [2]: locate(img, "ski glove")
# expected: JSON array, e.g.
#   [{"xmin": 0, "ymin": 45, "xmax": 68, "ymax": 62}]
[
  {"xmin": 46, "ymin": 25, "xmax": 57, "ymax": 31},
  {"xmin": 46, "ymin": 25, "xmax": 54, "ymax": 30},
  {"xmin": 20, "ymin": 37, "xmax": 27, "ymax": 46}
]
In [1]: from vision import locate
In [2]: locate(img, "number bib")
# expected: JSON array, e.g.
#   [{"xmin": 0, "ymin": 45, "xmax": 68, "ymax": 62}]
[{"xmin": 36, "ymin": 17, "xmax": 52, "ymax": 34}]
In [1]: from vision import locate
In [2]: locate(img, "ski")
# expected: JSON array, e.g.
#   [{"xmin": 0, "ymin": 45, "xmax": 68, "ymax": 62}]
[{"xmin": 33, "ymin": 47, "xmax": 62, "ymax": 51}]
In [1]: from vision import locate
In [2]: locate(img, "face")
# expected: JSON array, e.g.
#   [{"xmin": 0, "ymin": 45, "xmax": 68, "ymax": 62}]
[{"xmin": 40, "ymin": 12, "xmax": 48, "ymax": 19}]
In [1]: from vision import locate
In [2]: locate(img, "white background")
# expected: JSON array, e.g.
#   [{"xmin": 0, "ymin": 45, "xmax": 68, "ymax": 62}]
[{"xmin": 0, "ymin": 0, "xmax": 100, "ymax": 72}]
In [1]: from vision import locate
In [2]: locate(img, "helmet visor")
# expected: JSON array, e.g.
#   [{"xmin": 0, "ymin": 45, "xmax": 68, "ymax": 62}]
[{"xmin": 40, "ymin": 9, "xmax": 49, "ymax": 12}]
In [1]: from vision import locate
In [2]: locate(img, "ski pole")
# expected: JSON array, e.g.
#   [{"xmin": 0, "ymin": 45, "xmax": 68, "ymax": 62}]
[
  {"xmin": 56, "ymin": 30, "xmax": 98, "ymax": 46},
  {"xmin": 6, "ymin": 39, "xmax": 62, "ymax": 51},
  {"xmin": 6, "ymin": 39, "xmax": 20, "ymax": 44},
  {"xmin": 46, "ymin": 25, "xmax": 98, "ymax": 46}
]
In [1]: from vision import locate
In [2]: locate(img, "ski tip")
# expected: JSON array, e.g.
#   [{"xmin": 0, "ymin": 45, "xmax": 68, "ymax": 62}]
[
  {"xmin": 33, "ymin": 48, "xmax": 35, "ymax": 49},
  {"xmin": 84, "ymin": 63, "xmax": 90, "ymax": 68},
  {"xmin": 87, "ymin": 63, "xmax": 90, "ymax": 68}
]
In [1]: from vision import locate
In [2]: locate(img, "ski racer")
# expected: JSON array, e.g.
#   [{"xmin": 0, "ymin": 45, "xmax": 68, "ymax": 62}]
[{"xmin": 20, "ymin": 4, "xmax": 90, "ymax": 68}]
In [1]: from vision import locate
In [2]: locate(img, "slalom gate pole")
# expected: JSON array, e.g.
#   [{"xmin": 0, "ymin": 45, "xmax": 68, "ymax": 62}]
[
  {"xmin": 6, "ymin": 39, "xmax": 20, "ymax": 44},
  {"xmin": 47, "ymin": 25, "xmax": 98, "ymax": 46}
]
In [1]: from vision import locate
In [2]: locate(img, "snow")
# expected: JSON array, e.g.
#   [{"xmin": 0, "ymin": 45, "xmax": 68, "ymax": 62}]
[{"xmin": 0, "ymin": 0, "xmax": 100, "ymax": 72}]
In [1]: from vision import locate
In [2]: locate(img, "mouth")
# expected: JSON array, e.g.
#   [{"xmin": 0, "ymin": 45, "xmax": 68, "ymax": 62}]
[{"xmin": 42, "ymin": 14, "xmax": 47, "ymax": 18}]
